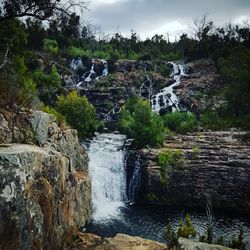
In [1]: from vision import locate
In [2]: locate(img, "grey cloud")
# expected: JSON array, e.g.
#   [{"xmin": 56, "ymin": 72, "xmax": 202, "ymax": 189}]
[{"xmin": 85, "ymin": 0, "xmax": 250, "ymax": 37}]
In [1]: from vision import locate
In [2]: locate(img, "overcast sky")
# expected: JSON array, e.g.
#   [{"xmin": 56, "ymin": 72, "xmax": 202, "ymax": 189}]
[{"xmin": 84, "ymin": 0, "xmax": 250, "ymax": 41}]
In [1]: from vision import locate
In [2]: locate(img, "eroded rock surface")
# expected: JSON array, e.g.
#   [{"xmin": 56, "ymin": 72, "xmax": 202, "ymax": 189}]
[
  {"xmin": 0, "ymin": 110, "xmax": 92, "ymax": 249},
  {"xmin": 178, "ymin": 237, "xmax": 236, "ymax": 250},
  {"xmin": 139, "ymin": 131, "xmax": 250, "ymax": 212}
]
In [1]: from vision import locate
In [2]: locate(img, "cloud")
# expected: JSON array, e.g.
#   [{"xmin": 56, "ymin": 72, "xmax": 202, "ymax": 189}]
[{"xmin": 84, "ymin": 0, "xmax": 250, "ymax": 40}]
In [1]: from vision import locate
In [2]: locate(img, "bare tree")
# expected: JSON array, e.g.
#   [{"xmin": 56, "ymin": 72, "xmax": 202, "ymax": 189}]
[{"xmin": 191, "ymin": 13, "xmax": 213, "ymax": 40}]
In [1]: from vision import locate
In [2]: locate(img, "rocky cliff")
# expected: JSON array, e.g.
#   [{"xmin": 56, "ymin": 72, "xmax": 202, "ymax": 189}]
[
  {"xmin": 137, "ymin": 131, "xmax": 250, "ymax": 212},
  {"xmin": 0, "ymin": 109, "xmax": 92, "ymax": 249}
]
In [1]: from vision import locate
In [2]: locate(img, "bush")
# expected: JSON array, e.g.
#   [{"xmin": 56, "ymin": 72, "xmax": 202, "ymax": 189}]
[
  {"xmin": 165, "ymin": 214, "xmax": 196, "ymax": 248},
  {"xmin": 158, "ymin": 149, "xmax": 183, "ymax": 183},
  {"xmin": 56, "ymin": 90, "xmax": 97, "ymax": 138},
  {"xmin": 177, "ymin": 214, "xmax": 196, "ymax": 239},
  {"xmin": 119, "ymin": 96, "xmax": 165, "ymax": 148},
  {"xmin": 163, "ymin": 112, "xmax": 198, "ymax": 134},
  {"xmin": 43, "ymin": 38, "xmax": 58, "ymax": 54},
  {"xmin": 200, "ymin": 112, "xmax": 227, "ymax": 130},
  {"xmin": 165, "ymin": 223, "xmax": 178, "ymax": 248},
  {"xmin": 42, "ymin": 106, "xmax": 66, "ymax": 125},
  {"xmin": 228, "ymin": 228, "xmax": 245, "ymax": 250}
]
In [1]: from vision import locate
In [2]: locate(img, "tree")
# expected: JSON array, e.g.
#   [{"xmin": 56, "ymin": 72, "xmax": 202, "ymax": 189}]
[
  {"xmin": 0, "ymin": 0, "xmax": 87, "ymax": 22},
  {"xmin": 56, "ymin": 90, "xmax": 97, "ymax": 138},
  {"xmin": 119, "ymin": 96, "xmax": 165, "ymax": 148}
]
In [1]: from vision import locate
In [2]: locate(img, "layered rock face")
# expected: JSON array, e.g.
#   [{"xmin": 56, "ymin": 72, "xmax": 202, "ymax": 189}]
[
  {"xmin": 175, "ymin": 59, "xmax": 226, "ymax": 112},
  {"xmin": 0, "ymin": 110, "xmax": 92, "ymax": 249},
  {"xmin": 139, "ymin": 131, "xmax": 250, "ymax": 212}
]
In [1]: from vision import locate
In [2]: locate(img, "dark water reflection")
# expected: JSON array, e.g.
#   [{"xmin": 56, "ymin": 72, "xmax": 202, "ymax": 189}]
[{"xmin": 87, "ymin": 204, "xmax": 250, "ymax": 247}]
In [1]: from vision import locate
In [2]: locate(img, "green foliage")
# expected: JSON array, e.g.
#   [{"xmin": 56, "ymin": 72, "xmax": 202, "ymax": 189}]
[
  {"xmin": 177, "ymin": 214, "xmax": 197, "ymax": 239},
  {"xmin": 165, "ymin": 223, "xmax": 178, "ymax": 248},
  {"xmin": 145, "ymin": 192, "xmax": 157, "ymax": 202},
  {"xmin": 200, "ymin": 112, "xmax": 227, "ymax": 130},
  {"xmin": 119, "ymin": 96, "xmax": 165, "ymax": 148},
  {"xmin": 56, "ymin": 90, "xmax": 97, "ymax": 138},
  {"xmin": 158, "ymin": 149, "xmax": 183, "ymax": 183},
  {"xmin": 165, "ymin": 214, "xmax": 196, "ymax": 248},
  {"xmin": 15, "ymin": 56, "xmax": 38, "ymax": 106},
  {"xmin": 42, "ymin": 106, "xmax": 66, "ymax": 125},
  {"xmin": 191, "ymin": 146, "xmax": 200, "ymax": 160},
  {"xmin": 66, "ymin": 46, "xmax": 90, "ymax": 59},
  {"xmin": 228, "ymin": 228, "xmax": 245, "ymax": 250},
  {"xmin": 218, "ymin": 47, "xmax": 250, "ymax": 117},
  {"xmin": 43, "ymin": 38, "xmax": 58, "ymax": 54},
  {"xmin": 163, "ymin": 112, "xmax": 198, "ymax": 134}
]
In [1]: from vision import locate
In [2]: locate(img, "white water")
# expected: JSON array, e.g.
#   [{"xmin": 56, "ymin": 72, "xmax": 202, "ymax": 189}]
[
  {"xmin": 70, "ymin": 58, "xmax": 109, "ymax": 88},
  {"xmin": 87, "ymin": 133, "xmax": 127, "ymax": 221},
  {"xmin": 151, "ymin": 62, "xmax": 188, "ymax": 113}
]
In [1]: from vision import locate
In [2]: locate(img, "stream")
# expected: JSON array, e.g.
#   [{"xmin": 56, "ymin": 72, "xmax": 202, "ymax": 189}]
[{"xmin": 85, "ymin": 133, "xmax": 250, "ymax": 247}]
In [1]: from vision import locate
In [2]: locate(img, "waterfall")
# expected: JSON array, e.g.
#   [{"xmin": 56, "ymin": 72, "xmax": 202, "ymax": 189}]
[
  {"xmin": 128, "ymin": 153, "xmax": 141, "ymax": 203},
  {"xmin": 70, "ymin": 59, "xmax": 109, "ymax": 88},
  {"xmin": 87, "ymin": 133, "xmax": 127, "ymax": 221},
  {"xmin": 151, "ymin": 62, "xmax": 188, "ymax": 113}
]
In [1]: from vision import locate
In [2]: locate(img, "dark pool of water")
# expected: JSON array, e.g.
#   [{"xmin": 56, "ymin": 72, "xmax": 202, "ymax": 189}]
[{"xmin": 86, "ymin": 204, "xmax": 250, "ymax": 247}]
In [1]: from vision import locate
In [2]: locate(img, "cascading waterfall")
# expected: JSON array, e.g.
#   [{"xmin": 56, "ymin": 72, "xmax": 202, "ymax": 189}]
[
  {"xmin": 151, "ymin": 62, "xmax": 188, "ymax": 113},
  {"xmin": 128, "ymin": 153, "xmax": 141, "ymax": 203},
  {"xmin": 69, "ymin": 58, "xmax": 109, "ymax": 88},
  {"xmin": 87, "ymin": 133, "xmax": 127, "ymax": 221}
]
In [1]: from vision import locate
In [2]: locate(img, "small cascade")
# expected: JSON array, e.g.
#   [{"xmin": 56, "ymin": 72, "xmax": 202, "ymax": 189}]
[
  {"xmin": 128, "ymin": 153, "xmax": 141, "ymax": 203},
  {"xmin": 139, "ymin": 62, "xmax": 154, "ymax": 99},
  {"xmin": 87, "ymin": 133, "xmax": 127, "ymax": 221},
  {"xmin": 151, "ymin": 62, "xmax": 188, "ymax": 114},
  {"xmin": 84, "ymin": 60, "xmax": 95, "ymax": 83},
  {"xmin": 70, "ymin": 58, "xmax": 83, "ymax": 70},
  {"xmin": 69, "ymin": 58, "xmax": 109, "ymax": 89}
]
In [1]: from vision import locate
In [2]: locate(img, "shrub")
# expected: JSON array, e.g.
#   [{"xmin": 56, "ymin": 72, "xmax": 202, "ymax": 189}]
[
  {"xmin": 42, "ymin": 106, "xmax": 66, "ymax": 125},
  {"xmin": 43, "ymin": 38, "xmax": 58, "ymax": 54},
  {"xmin": 119, "ymin": 96, "xmax": 165, "ymax": 148},
  {"xmin": 177, "ymin": 214, "xmax": 196, "ymax": 239},
  {"xmin": 165, "ymin": 214, "xmax": 196, "ymax": 248},
  {"xmin": 158, "ymin": 149, "xmax": 183, "ymax": 183},
  {"xmin": 228, "ymin": 228, "xmax": 245, "ymax": 250},
  {"xmin": 163, "ymin": 112, "xmax": 198, "ymax": 134},
  {"xmin": 56, "ymin": 90, "xmax": 97, "ymax": 138},
  {"xmin": 200, "ymin": 112, "xmax": 227, "ymax": 130},
  {"xmin": 165, "ymin": 223, "xmax": 178, "ymax": 248}
]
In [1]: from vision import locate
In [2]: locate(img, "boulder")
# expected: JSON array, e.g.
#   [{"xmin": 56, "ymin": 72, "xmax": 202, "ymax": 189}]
[
  {"xmin": 178, "ymin": 237, "xmax": 236, "ymax": 250},
  {"xmin": 0, "ymin": 144, "xmax": 92, "ymax": 249}
]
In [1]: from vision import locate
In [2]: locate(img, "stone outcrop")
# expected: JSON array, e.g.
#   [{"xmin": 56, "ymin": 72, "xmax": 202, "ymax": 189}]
[
  {"xmin": 65, "ymin": 233, "xmax": 168, "ymax": 250},
  {"xmin": 138, "ymin": 131, "xmax": 250, "ymax": 212},
  {"xmin": 175, "ymin": 59, "xmax": 226, "ymax": 112},
  {"xmin": 0, "ymin": 109, "xmax": 92, "ymax": 249},
  {"xmin": 178, "ymin": 237, "xmax": 236, "ymax": 250}
]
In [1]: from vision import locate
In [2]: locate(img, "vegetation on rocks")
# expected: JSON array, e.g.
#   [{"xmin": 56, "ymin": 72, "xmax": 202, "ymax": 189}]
[
  {"xmin": 56, "ymin": 90, "xmax": 97, "ymax": 139},
  {"xmin": 119, "ymin": 96, "xmax": 165, "ymax": 148}
]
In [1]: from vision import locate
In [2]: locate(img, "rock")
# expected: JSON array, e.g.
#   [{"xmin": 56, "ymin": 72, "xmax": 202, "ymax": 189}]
[
  {"xmin": 0, "ymin": 109, "xmax": 92, "ymax": 249},
  {"xmin": 0, "ymin": 113, "xmax": 11, "ymax": 144},
  {"xmin": 29, "ymin": 111, "xmax": 51, "ymax": 146},
  {"xmin": 138, "ymin": 131, "xmax": 250, "ymax": 212},
  {"xmin": 0, "ymin": 144, "xmax": 92, "ymax": 249},
  {"xmin": 178, "ymin": 237, "xmax": 236, "ymax": 250},
  {"xmin": 66, "ymin": 233, "xmax": 168, "ymax": 250}
]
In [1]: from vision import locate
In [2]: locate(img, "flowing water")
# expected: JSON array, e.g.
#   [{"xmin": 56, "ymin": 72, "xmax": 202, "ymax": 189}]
[
  {"xmin": 86, "ymin": 133, "xmax": 250, "ymax": 247},
  {"xmin": 151, "ymin": 62, "xmax": 188, "ymax": 113},
  {"xmin": 87, "ymin": 133, "xmax": 127, "ymax": 221}
]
